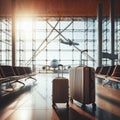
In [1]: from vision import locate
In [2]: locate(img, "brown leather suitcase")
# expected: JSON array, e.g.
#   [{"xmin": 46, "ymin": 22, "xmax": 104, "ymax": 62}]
[
  {"xmin": 69, "ymin": 66, "xmax": 96, "ymax": 108},
  {"xmin": 52, "ymin": 64, "xmax": 69, "ymax": 108}
]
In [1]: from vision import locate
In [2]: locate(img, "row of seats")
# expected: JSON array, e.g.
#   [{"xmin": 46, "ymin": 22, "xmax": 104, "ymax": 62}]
[
  {"xmin": 0, "ymin": 65, "xmax": 37, "ymax": 86},
  {"xmin": 95, "ymin": 65, "xmax": 120, "ymax": 83}
]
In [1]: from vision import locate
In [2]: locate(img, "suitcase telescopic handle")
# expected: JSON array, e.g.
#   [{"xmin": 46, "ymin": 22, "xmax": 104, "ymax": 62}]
[{"xmin": 58, "ymin": 64, "xmax": 63, "ymax": 78}]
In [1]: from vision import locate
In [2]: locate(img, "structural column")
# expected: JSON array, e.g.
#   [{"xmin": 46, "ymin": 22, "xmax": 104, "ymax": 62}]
[
  {"xmin": 110, "ymin": 0, "xmax": 115, "ymax": 65},
  {"xmin": 97, "ymin": 3, "xmax": 103, "ymax": 66},
  {"xmin": 12, "ymin": 0, "xmax": 16, "ymax": 66}
]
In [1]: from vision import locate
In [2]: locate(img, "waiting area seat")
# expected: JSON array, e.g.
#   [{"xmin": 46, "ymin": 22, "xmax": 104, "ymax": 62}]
[
  {"xmin": 0, "ymin": 65, "xmax": 37, "ymax": 97},
  {"xmin": 95, "ymin": 65, "xmax": 120, "ymax": 87},
  {"xmin": 24, "ymin": 67, "xmax": 37, "ymax": 81}
]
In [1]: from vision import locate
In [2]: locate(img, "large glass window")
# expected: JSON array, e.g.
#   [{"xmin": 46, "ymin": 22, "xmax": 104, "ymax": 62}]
[{"xmin": 0, "ymin": 16, "xmax": 120, "ymax": 72}]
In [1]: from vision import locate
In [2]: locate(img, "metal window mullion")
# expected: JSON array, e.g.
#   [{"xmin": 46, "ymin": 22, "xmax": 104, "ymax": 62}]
[
  {"xmin": 32, "ymin": 18, "xmax": 36, "ymax": 71},
  {"xmin": 72, "ymin": 19, "xmax": 74, "ymax": 66},
  {"xmin": 8, "ymin": 18, "xmax": 12, "ymax": 65},
  {"xmin": 84, "ymin": 18, "xmax": 88, "ymax": 66},
  {"xmin": 105, "ymin": 17, "xmax": 108, "ymax": 65},
  {"xmin": 0, "ymin": 18, "xmax": 2, "ymax": 64},
  {"xmin": 46, "ymin": 19, "xmax": 48, "ymax": 73},
  {"xmin": 93, "ymin": 19, "xmax": 96, "ymax": 67},
  {"xmin": 58, "ymin": 19, "xmax": 61, "ymax": 63},
  {"xmin": 116, "ymin": 18, "xmax": 119, "ymax": 64},
  {"xmin": 5, "ymin": 18, "xmax": 8, "ymax": 65},
  {"xmin": 19, "ymin": 18, "xmax": 23, "ymax": 66},
  {"xmin": 118, "ymin": 20, "xmax": 120, "ymax": 64}
]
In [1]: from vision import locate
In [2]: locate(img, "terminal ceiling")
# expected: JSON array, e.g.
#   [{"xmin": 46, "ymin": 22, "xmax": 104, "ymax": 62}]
[{"xmin": 0, "ymin": 0, "xmax": 120, "ymax": 17}]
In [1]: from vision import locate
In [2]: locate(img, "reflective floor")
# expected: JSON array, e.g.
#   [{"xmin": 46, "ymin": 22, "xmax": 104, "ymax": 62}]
[{"xmin": 0, "ymin": 73, "xmax": 120, "ymax": 120}]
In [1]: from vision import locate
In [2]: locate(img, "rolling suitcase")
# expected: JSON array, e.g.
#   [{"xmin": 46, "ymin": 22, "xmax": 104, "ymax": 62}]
[
  {"xmin": 69, "ymin": 66, "xmax": 96, "ymax": 109},
  {"xmin": 52, "ymin": 64, "xmax": 69, "ymax": 108}
]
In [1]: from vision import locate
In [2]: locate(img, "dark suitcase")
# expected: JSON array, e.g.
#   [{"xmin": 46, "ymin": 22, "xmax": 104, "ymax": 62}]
[
  {"xmin": 52, "ymin": 64, "xmax": 69, "ymax": 108},
  {"xmin": 69, "ymin": 66, "xmax": 96, "ymax": 108}
]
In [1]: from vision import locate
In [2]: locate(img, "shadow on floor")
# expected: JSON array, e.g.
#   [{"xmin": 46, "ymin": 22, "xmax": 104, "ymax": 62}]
[
  {"xmin": 53, "ymin": 105, "xmax": 92, "ymax": 120},
  {"xmin": 97, "ymin": 93, "xmax": 120, "ymax": 107},
  {"xmin": 0, "ymin": 84, "xmax": 34, "ymax": 110},
  {"xmin": 96, "ymin": 107, "xmax": 120, "ymax": 120},
  {"xmin": 53, "ymin": 102, "xmax": 120, "ymax": 120}
]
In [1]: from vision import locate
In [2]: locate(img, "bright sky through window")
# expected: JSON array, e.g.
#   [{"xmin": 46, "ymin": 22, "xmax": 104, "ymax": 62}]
[{"xmin": 16, "ymin": 18, "xmax": 32, "ymax": 40}]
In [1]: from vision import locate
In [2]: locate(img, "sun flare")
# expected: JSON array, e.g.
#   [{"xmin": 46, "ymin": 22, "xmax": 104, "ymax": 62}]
[
  {"xmin": 16, "ymin": 18, "xmax": 33, "ymax": 40},
  {"xmin": 16, "ymin": 18, "xmax": 32, "ymax": 30}
]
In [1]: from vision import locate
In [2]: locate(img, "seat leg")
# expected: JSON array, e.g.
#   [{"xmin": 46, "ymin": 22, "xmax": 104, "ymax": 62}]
[
  {"xmin": 11, "ymin": 80, "xmax": 25, "ymax": 87},
  {"xmin": 25, "ymin": 76, "xmax": 37, "ymax": 81}
]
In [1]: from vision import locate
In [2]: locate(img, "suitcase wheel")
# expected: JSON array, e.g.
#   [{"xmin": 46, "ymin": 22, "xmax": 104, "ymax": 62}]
[
  {"xmin": 70, "ymin": 98, "xmax": 73, "ymax": 103},
  {"xmin": 81, "ymin": 103, "xmax": 86, "ymax": 110},
  {"xmin": 66, "ymin": 101, "xmax": 69, "ymax": 108},
  {"xmin": 52, "ymin": 101, "xmax": 56, "ymax": 109},
  {"xmin": 92, "ymin": 103, "xmax": 96, "ymax": 111},
  {"xmin": 81, "ymin": 103, "xmax": 96, "ymax": 111}
]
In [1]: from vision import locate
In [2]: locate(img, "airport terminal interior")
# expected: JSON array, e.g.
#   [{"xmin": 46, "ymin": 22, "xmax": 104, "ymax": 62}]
[{"xmin": 0, "ymin": 0, "xmax": 120, "ymax": 120}]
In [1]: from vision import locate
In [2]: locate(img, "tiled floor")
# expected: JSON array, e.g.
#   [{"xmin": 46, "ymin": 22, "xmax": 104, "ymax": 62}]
[{"xmin": 0, "ymin": 73, "xmax": 120, "ymax": 120}]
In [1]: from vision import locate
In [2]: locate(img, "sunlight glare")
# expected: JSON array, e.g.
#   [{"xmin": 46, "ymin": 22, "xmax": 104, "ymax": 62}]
[
  {"xmin": 18, "ymin": 18, "xmax": 32, "ymax": 30},
  {"xmin": 16, "ymin": 18, "xmax": 33, "ymax": 40}
]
